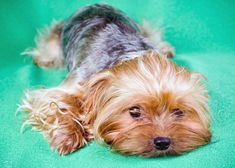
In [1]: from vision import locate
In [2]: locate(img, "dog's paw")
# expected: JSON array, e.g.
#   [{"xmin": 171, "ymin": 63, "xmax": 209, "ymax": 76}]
[{"xmin": 48, "ymin": 124, "xmax": 88, "ymax": 155}]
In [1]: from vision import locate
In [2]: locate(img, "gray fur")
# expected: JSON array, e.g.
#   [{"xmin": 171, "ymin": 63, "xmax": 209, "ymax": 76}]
[{"xmin": 61, "ymin": 4, "xmax": 156, "ymax": 81}]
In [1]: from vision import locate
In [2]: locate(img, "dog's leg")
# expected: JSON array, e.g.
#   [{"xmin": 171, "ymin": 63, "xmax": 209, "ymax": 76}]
[
  {"xmin": 140, "ymin": 20, "xmax": 175, "ymax": 58},
  {"xmin": 22, "ymin": 20, "xmax": 64, "ymax": 68},
  {"xmin": 19, "ymin": 80, "xmax": 90, "ymax": 155}
]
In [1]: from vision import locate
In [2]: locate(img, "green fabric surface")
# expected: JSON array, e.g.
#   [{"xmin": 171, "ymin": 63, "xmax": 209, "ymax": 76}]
[{"xmin": 0, "ymin": 0, "xmax": 235, "ymax": 168}]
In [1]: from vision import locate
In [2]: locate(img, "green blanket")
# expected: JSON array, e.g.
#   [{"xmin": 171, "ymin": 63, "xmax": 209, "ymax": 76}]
[{"xmin": 1, "ymin": 0, "xmax": 235, "ymax": 168}]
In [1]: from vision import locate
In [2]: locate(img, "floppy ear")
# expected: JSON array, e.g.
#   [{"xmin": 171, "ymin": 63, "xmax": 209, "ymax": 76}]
[{"xmin": 83, "ymin": 71, "xmax": 114, "ymax": 125}]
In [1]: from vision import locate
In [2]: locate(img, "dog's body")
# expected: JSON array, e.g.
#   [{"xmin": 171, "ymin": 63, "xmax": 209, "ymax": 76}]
[
  {"xmin": 20, "ymin": 4, "xmax": 211, "ymax": 157},
  {"xmin": 63, "ymin": 4, "xmax": 154, "ymax": 80}
]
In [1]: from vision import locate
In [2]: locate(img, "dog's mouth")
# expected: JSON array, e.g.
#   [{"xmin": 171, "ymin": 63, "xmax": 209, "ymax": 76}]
[
  {"xmin": 108, "ymin": 137, "xmax": 176, "ymax": 157},
  {"xmin": 137, "ymin": 147, "xmax": 174, "ymax": 157}
]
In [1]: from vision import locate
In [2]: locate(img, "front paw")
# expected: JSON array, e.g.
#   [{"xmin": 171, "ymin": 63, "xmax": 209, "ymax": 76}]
[{"xmin": 48, "ymin": 126, "xmax": 88, "ymax": 155}]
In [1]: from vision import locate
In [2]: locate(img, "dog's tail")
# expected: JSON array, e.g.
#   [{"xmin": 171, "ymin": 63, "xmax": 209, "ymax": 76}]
[{"xmin": 22, "ymin": 20, "xmax": 64, "ymax": 68}]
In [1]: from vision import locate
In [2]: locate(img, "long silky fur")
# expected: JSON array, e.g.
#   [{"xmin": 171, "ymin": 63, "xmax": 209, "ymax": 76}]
[{"xmin": 22, "ymin": 20, "xmax": 64, "ymax": 68}]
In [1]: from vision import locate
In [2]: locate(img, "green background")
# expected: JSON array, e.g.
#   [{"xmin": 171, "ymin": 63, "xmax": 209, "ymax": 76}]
[{"xmin": 0, "ymin": 0, "xmax": 235, "ymax": 168}]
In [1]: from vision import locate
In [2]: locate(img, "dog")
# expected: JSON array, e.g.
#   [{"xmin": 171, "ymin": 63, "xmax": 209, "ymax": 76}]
[{"xmin": 19, "ymin": 4, "xmax": 211, "ymax": 157}]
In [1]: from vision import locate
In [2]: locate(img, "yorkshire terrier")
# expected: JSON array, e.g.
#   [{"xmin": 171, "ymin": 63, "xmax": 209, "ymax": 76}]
[{"xmin": 20, "ymin": 4, "xmax": 211, "ymax": 157}]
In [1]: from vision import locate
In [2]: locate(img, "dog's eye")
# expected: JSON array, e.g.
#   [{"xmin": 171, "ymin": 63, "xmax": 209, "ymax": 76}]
[
  {"xmin": 173, "ymin": 108, "xmax": 184, "ymax": 118},
  {"xmin": 129, "ymin": 106, "xmax": 141, "ymax": 118}
]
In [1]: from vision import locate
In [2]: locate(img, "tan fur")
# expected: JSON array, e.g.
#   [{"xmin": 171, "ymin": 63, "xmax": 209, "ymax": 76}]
[
  {"xmin": 22, "ymin": 20, "xmax": 64, "ymax": 68},
  {"xmin": 19, "ymin": 83, "xmax": 90, "ymax": 155},
  {"xmin": 20, "ymin": 51, "xmax": 211, "ymax": 156}
]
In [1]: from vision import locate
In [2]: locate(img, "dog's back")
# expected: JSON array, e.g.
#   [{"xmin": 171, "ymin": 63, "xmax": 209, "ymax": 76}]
[
  {"xmin": 23, "ymin": 4, "xmax": 173, "ymax": 81},
  {"xmin": 62, "ymin": 4, "xmax": 154, "ymax": 79}
]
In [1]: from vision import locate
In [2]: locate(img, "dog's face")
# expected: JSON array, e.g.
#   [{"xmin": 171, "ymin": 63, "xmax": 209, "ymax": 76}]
[{"xmin": 84, "ymin": 51, "xmax": 211, "ymax": 157}]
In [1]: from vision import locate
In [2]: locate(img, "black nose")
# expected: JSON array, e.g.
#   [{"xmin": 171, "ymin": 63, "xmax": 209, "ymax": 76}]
[{"xmin": 154, "ymin": 137, "xmax": 171, "ymax": 150}]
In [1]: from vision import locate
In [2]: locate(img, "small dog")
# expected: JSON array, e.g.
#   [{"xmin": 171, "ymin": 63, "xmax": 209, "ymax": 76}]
[{"xmin": 20, "ymin": 4, "xmax": 211, "ymax": 157}]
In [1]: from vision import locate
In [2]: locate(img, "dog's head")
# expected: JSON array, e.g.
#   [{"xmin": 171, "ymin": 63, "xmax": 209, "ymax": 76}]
[{"xmin": 83, "ymin": 51, "xmax": 211, "ymax": 157}]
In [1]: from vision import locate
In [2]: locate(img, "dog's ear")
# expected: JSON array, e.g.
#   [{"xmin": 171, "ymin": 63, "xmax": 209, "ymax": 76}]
[{"xmin": 83, "ymin": 71, "xmax": 114, "ymax": 124}]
